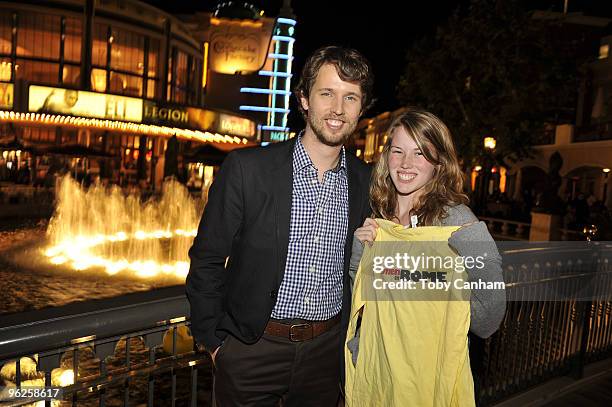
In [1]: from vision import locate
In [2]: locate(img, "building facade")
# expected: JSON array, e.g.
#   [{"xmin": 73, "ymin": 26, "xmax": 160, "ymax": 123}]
[{"xmin": 0, "ymin": 0, "xmax": 296, "ymax": 191}]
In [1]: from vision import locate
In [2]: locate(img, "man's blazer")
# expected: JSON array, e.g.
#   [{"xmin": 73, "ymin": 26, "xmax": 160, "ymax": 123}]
[{"xmin": 186, "ymin": 137, "xmax": 371, "ymax": 354}]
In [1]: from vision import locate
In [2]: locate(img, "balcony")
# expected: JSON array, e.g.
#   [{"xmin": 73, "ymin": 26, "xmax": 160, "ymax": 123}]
[{"xmin": 574, "ymin": 122, "xmax": 612, "ymax": 142}]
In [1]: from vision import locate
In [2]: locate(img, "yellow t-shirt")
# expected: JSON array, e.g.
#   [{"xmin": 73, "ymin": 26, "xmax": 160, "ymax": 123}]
[{"xmin": 345, "ymin": 219, "xmax": 475, "ymax": 407}]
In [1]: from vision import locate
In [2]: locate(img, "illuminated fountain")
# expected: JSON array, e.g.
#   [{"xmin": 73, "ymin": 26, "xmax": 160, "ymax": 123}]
[{"xmin": 44, "ymin": 175, "xmax": 200, "ymax": 280}]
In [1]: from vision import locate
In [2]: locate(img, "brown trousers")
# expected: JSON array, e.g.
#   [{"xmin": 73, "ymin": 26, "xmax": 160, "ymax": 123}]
[{"xmin": 213, "ymin": 322, "xmax": 341, "ymax": 407}]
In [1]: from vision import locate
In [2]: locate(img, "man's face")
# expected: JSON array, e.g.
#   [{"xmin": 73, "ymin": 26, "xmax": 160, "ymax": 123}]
[
  {"xmin": 64, "ymin": 91, "xmax": 78, "ymax": 108},
  {"xmin": 300, "ymin": 64, "xmax": 363, "ymax": 147}
]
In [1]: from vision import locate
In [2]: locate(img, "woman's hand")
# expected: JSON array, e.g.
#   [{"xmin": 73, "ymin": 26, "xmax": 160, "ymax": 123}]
[{"xmin": 354, "ymin": 218, "xmax": 379, "ymax": 246}]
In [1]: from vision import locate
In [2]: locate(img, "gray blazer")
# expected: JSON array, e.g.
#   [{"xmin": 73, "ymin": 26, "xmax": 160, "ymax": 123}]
[{"xmin": 347, "ymin": 204, "xmax": 506, "ymax": 364}]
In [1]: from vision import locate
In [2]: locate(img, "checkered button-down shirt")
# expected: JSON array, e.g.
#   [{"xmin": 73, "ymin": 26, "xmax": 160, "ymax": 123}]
[{"xmin": 271, "ymin": 135, "xmax": 349, "ymax": 320}]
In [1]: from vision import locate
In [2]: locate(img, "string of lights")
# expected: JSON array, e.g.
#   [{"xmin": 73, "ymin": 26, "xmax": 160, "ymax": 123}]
[{"xmin": 0, "ymin": 110, "xmax": 251, "ymax": 145}]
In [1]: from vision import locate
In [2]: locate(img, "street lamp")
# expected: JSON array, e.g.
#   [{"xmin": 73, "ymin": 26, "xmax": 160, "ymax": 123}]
[{"xmin": 476, "ymin": 137, "xmax": 497, "ymax": 214}]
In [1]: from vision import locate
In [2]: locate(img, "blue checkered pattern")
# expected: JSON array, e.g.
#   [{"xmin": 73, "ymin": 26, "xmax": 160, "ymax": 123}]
[{"xmin": 271, "ymin": 135, "xmax": 349, "ymax": 320}]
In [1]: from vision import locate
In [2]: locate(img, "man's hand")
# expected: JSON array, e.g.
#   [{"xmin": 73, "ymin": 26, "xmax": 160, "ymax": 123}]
[{"xmin": 210, "ymin": 345, "xmax": 221, "ymax": 365}]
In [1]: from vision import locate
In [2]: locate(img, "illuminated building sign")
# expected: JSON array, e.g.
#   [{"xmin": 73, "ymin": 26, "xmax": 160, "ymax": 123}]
[
  {"xmin": 0, "ymin": 82, "xmax": 13, "ymax": 109},
  {"xmin": 261, "ymin": 129, "xmax": 290, "ymax": 143},
  {"xmin": 28, "ymin": 85, "xmax": 143, "ymax": 122},
  {"xmin": 186, "ymin": 108, "xmax": 256, "ymax": 140},
  {"xmin": 239, "ymin": 17, "xmax": 296, "ymax": 142},
  {"xmin": 143, "ymin": 101, "xmax": 256, "ymax": 140},
  {"xmin": 143, "ymin": 101, "xmax": 188, "ymax": 125},
  {"xmin": 218, "ymin": 113, "xmax": 255, "ymax": 138},
  {"xmin": 208, "ymin": 17, "xmax": 275, "ymax": 74},
  {"xmin": 28, "ymin": 86, "xmax": 256, "ymax": 140}
]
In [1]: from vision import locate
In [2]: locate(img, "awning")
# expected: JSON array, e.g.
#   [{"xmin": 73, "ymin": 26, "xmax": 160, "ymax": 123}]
[
  {"xmin": 184, "ymin": 141, "xmax": 257, "ymax": 165},
  {"xmin": 0, "ymin": 136, "xmax": 36, "ymax": 152},
  {"xmin": 184, "ymin": 144, "xmax": 227, "ymax": 166}
]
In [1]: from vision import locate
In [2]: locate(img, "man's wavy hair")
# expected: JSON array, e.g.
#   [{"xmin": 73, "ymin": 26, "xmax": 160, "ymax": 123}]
[
  {"xmin": 294, "ymin": 45, "xmax": 374, "ymax": 118},
  {"xmin": 370, "ymin": 107, "xmax": 468, "ymax": 226}
]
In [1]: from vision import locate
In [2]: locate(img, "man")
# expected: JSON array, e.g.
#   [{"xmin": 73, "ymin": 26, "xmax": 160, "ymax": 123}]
[
  {"xmin": 187, "ymin": 45, "xmax": 374, "ymax": 406},
  {"xmin": 39, "ymin": 89, "xmax": 79, "ymax": 114}
]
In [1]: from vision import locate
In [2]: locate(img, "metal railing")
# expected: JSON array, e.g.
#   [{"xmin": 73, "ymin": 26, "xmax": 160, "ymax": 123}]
[
  {"xmin": 1, "ymin": 243, "xmax": 612, "ymax": 406},
  {"xmin": 480, "ymin": 216, "xmax": 531, "ymax": 241},
  {"xmin": 560, "ymin": 228, "xmax": 584, "ymax": 241},
  {"xmin": 0, "ymin": 286, "xmax": 210, "ymax": 407},
  {"xmin": 475, "ymin": 241, "xmax": 612, "ymax": 405}
]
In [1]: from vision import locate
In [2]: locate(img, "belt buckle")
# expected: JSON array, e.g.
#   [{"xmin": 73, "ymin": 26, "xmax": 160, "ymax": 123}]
[{"xmin": 289, "ymin": 323, "xmax": 313, "ymax": 342}]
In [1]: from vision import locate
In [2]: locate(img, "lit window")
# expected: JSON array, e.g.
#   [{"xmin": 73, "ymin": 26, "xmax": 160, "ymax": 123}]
[
  {"xmin": 0, "ymin": 61, "xmax": 11, "ymax": 81},
  {"xmin": 599, "ymin": 44, "xmax": 609, "ymax": 60},
  {"xmin": 91, "ymin": 69, "xmax": 107, "ymax": 92}
]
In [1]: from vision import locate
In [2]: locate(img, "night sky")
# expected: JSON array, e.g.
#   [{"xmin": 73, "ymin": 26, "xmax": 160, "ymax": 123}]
[{"xmin": 143, "ymin": 0, "xmax": 612, "ymax": 129}]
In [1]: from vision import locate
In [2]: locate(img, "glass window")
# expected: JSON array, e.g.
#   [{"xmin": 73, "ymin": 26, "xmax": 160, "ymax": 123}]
[
  {"xmin": 63, "ymin": 17, "xmax": 82, "ymax": 63},
  {"xmin": 148, "ymin": 38, "xmax": 159, "ymax": 78},
  {"xmin": 189, "ymin": 59, "xmax": 200, "ymax": 103},
  {"xmin": 15, "ymin": 59, "xmax": 59, "ymax": 85},
  {"xmin": 120, "ymin": 73, "xmax": 143, "ymax": 97},
  {"xmin": 91, "ymin": 68, "xmax": 107, "ymax": 92},
  {"xmin": 146, "ymin": 78, "xmax": 158, "ymax": 99},
  {"xmin": 166, "ymin": 53, "xmax": 172, "ymax": 101},
  {"xmin": 170, "ymin": 49, "xmax": 200, "ymax": 104},
  {"xmin": 23, "ymin": 126, "xmax": 55, "ymax": 143},
  {"xmin": 91, "ymin": 25, "xmax": 162, "ymax": 98},
  {"xmin": 175, "ymin": 50, "xmax": 188, "ymax": 89},
  {"xmin": 17, "ymin": 13, "xmax": 61, "ymax": 60},
  {"xmin": 62, "ymin": 64, "xmax": 80, "ymax": 86},
  {"xmin": 174, "ymin": 88, "xmax": 186, "ymax": 104},
  {"xmin": 0, "ymin": 58, "xmax": 11, "ymax": 81},
  {"xmin": 92, "ymin": 23, "xmax": 109, "ymax": 66},
  {"xmin": 108, "ymin": 71, "xmax": 142, "ymax": 97},
  {"xmin": 109, "ymin": 71, "xmax": 125, "ymax": 93},
  {"xmin": 61, "ymin": 129, "xmax": 77, "ymax": 144},
  {"xmin": 170, "ymin": 49, "xmax": 191, "ymax": 104},
  {"xmin": 90, "ymin": 131, "xmax": 105, "ymax": 149},
  {"xmin": 0, "ymin": 13, "xmax": 12, "ymax": 55},
  {"xmin": 110, "ymin": 28, "xmax": 144, "ymax": 75}
]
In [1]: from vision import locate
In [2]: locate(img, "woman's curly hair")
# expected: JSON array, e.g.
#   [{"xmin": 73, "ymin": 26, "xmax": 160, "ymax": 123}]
[{"xmin": 370, "ymin": 107, "xmax": 468, "ymax": 226}]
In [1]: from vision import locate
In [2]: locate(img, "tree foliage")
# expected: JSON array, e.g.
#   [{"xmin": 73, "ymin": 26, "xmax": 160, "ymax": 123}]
[{"xmin": 397, "ymin": 0, "xmax": 587, "ymax": 167}]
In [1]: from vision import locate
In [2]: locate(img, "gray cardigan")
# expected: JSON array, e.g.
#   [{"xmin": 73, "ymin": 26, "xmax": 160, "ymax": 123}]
[{"xmin": 347, "ymin": 204, "xmax": 506, "ymax": 364}]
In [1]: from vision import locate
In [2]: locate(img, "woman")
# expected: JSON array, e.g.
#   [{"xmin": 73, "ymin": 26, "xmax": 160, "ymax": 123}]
[{"xmin": 345, "ymin": 108, "xmax": 506, "ymax": 406}]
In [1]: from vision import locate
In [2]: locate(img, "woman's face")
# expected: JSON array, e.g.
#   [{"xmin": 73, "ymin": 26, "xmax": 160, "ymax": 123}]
[{"xmin": 387, "ymin": 126, "xmax": 436, "ymax": 199}]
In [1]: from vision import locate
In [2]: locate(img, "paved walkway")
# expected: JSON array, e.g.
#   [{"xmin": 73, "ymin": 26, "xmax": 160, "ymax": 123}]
[
  {"xmin": 541, "ymin": 370, "xmax": 612, "ymax": 407},
  {"xmin": 494, "ymin": 358, "xmax": 612, "ymax": 407}
]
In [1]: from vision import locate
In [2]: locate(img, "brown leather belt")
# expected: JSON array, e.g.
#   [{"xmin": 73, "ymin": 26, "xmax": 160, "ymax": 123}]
[{"xmin": 264, "ymin": 314, "xmax": 341, "ymax": 342}]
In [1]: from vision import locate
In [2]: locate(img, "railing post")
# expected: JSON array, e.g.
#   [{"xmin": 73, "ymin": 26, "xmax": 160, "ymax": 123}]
[
  {"xmin": 570, "ymin": 242, "xmax": 599, "ymax": 379},
  {"xmin": 516, "ymin": 223, "xmax": 525, "ymax": 237},
  {"xmin": 570, "ymin": 300, "xmax": 591, "ymax": 379},
  {"xmin": 501, "ymin": 221, "xmax": 510, "ymax": 236}
]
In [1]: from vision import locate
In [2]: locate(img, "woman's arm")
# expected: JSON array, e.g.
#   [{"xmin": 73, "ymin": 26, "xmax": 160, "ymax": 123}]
[
  {"xmin": 350, "ymin": 218, "xmax": 378, "ymax": 292},
  {"xmin": 449, "ymin": 222, "xmax": 506, "ymax": 338},
  {"xmin": 347, "ymin": 219, "xmax": 378, "ymax": 366},
  {"xmin": 349, "ymin": 234, "xmax": 365, "ymax": 293},
  {"xmin": 444, "ymin": 205, "xmax": 506, "ymax": 338}
]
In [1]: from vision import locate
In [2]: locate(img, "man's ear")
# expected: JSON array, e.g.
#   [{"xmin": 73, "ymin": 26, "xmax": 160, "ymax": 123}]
[{"xmin": 299, "ymin": 91, "xmax": 309, "ymax": 112}]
